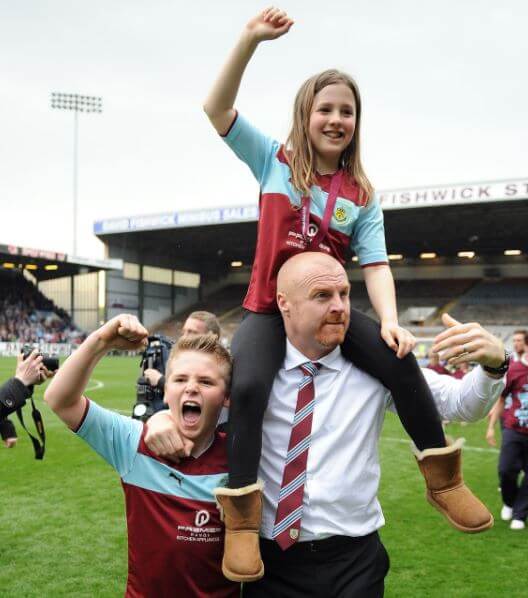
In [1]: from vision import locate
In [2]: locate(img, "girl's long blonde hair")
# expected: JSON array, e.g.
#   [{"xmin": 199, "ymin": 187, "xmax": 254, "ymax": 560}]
[{"xmin": 285, "ymin": 69, "xmax": 374, "ymax": 204}]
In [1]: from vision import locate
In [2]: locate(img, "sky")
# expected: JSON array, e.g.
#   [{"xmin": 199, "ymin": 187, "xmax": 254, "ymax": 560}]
[{"xmin": 1, "ymin": 0, "xmax": 526, "ymax": 259}]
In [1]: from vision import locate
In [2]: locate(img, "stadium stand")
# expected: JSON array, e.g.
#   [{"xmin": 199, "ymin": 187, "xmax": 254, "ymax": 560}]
[
  {"xmin": 346, "ymin": 279, "xmax": 478, "ymax": 324},
  {"xmin": 0, "ymin": 269, "xmax": 85, "ymax": 344},
  {"xmin": 151, "ymin": 284, "xmax": 247, "ymax": 341},
  {"xmin": 450, "ymin": 279, "xmax": 528, "ymax": 325},
  {"xmin": 150, "ymin": 275, "xmax": 527, "ymax": 346},
  {"xmin": 93, "ymin": 176, "xmax": 528, "ymax": 347}
]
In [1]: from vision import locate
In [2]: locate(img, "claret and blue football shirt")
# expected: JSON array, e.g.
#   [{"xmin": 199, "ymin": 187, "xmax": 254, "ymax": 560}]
[
  {"xmin": 222, "ymin": 112, "xmax": 389, "ymax": 312},
  {"xmin": 75, "ymin": 400, "xmax": 238, "ymax": 598}
]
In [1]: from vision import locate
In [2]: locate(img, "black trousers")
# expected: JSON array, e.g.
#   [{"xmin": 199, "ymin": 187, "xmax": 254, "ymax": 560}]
[
  {"xmin": 228, "ymin": 309, "xmax": 445, "ymax": 488},
  {"xmin": 243, "ymin": 533, "xmax": 390, "ymax": 598},
  {"xmin": 499, "ymin": 428, "xmax": 528, "ymax": 521}
]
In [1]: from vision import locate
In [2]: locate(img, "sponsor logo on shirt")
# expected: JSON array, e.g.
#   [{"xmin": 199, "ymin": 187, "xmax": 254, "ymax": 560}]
[
  {"xmin": 176, "ymin": 511, "xmax": 222, "ymax": 543},
  {"xmin": 195, "ymin": 510, "xmax": 211, "ymax": 527},
  {"xmin": 307, "ymin": 223, "xmax": 318, "ymax": 238},
  {"xmin": 514, "ymin": 385, "xmax": 528, "ymax": 427},
  {"xmin": 169, "ymin": 472, "xmax": 183, "ymax": 486}
]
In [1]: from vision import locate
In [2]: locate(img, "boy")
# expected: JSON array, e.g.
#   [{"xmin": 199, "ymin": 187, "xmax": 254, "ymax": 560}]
[{"xmin": 44, "ymin": 314, "xmax": 238, "ymax": 598}]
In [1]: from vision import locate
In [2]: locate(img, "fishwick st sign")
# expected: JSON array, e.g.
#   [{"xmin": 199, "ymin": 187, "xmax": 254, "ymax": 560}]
[{"xmin": 377, "ymin": 178, "xmax": 528, "ymax": 210}]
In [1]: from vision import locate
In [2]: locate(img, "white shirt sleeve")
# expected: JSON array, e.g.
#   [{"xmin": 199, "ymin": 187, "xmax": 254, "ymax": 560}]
[{"xmin": 388, "ymin": 366, "xmax": 504, "ymax": 422}]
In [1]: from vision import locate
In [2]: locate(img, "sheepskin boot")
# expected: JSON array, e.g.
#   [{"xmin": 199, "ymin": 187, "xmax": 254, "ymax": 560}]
[
  {"xmin": 214, "ymin": 481, "xmax": 265, "ymax": 582},
  {"xmin": 414, "ymin": 438, "xmax": 494, "ymax": 533}
]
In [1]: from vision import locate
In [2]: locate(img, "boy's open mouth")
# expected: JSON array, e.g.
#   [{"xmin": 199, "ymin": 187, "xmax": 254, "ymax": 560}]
[{"xmin": 182, "ymin": 401, "xmax": 202, "ymax": 425}]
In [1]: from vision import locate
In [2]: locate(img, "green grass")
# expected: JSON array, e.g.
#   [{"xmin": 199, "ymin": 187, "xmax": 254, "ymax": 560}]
[{"xmin": 0, "ymin": 356, "xmax": 523, "ymax": 597}]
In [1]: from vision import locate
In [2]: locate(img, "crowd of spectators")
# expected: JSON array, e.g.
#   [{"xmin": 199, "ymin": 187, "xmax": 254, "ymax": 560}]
[{"xmin": 0, "ymin": 271, "xmax": 85, "ymax": 345}]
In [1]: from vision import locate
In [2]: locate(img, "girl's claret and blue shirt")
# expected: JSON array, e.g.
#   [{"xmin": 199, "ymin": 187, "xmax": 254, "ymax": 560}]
[{"xmin": 221, "ymin": 112, "xmax": 389, "ymax": 313}]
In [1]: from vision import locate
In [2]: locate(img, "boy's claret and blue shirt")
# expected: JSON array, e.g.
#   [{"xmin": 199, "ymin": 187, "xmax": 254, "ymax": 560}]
[
  {"xmin": 222, "ymin": 112, "xmax": 389, "ymax": 313},
  {"xmin": 75, "ymin": 399, "xmax": 238, "ymax": 598}
]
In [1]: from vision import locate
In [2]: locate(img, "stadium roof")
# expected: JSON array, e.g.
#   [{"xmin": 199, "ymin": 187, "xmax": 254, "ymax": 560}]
[
  {"xmin": 0, "ymin": 243, "xmax": 123, "ymax": 282},
  {"xmin": 94, "ymin": 177, "xmax": 528, "ymax": 275}
]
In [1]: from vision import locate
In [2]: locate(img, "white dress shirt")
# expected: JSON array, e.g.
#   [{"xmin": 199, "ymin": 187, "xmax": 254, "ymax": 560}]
[{"xmin": 259, "ymin": 340, "xmax": 504, "ymax": 541}]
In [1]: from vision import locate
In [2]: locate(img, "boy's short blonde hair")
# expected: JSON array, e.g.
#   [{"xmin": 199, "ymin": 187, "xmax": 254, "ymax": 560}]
[{"xmin": 167, "ymin": 334, "xmax": 232, "ymax": 388}]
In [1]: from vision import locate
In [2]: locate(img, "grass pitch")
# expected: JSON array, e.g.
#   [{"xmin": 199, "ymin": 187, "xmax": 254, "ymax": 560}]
[{"xmin": 0, "ymin": 356, "xmax": 524, "ymax": 597}]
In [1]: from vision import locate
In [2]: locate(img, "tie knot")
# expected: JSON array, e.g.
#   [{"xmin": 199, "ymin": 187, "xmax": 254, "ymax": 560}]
[{"xmin": 300, "ymin": 362, "xmax": 320, "ymax": 378}]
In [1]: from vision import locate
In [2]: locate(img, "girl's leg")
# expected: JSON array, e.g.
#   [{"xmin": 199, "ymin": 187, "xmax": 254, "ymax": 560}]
[
  {"xmin": 341, "ymin": 307, "xmax": 492, "ymax": 533},
  {"xmin": 216, "ymin": 311, "xmax": 285, "ymax": 583},
  {"xmin": 342, "ymin": 307, "xmax": 445, "ymax": 450},
  {"xmin": 227, "ymin": 310, "xmax": 286, "ymax": 487}
]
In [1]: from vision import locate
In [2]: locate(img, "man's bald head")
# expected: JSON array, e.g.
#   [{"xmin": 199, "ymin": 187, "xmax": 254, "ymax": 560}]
[
  {"xmin": 277, "ymin": 253, "xmax": 350, "ymax": 359},
  {"xmin": 277, "ymin": 252, "xmax": 347, "ymax": 297}
]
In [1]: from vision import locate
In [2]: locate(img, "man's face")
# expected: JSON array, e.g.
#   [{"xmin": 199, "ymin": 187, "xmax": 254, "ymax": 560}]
[
  {"xmin": 513, "ymin": 333, "xmax": 526, "ymax": 355},
  {"xmin": 182, "ymin": 317, "xmax": 208, "ymax": 337},
  {"xmin": 164, "ymin": 351, "xmax": 228, "ymax": 442},
  {"xmin": 281, "ymin": 265, "xmax": 350, "ymax": 355}
]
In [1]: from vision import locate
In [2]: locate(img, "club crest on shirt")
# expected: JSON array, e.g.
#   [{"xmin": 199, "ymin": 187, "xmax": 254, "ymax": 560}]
[{"xmin": 333, "ymin": 206, "xmax": 349, "ymax": 224}]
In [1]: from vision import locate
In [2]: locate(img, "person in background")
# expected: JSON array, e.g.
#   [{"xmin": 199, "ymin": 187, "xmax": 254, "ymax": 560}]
[
  {"xmin": 485, "ymin": 331, "xmax": 527, "ymax": 445},
  {"xmin": 486, "ymin": 348, "xmax": 527, "ymax": 531},
  {"xmin": 511, "ymin": 329, "xmax": 527, "ymax": 362},
  {"xmin": 426, "ymin": 348, "xmax": 450, "ymax": 376},
  {"xmin": 453, "ymin": 362, "xmax": 471, "ymax": 379},
  {"xmin": 0, "ymin": 351, "xmax": 54, "ymax": 445},
  {"xmin": 182, "ymin": 310, "xmax": 221, "ymax": 339},
  {"xmin": 0, "ymin": 417, "xmax": 17, "ymax": 448}
]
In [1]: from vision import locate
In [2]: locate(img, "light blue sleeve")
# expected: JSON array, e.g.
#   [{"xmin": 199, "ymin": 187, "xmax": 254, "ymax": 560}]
[
  {"xmin": 75, "ymin": 400, "xmax": 143, "ymax": 477},
  {"xmin": 221, "ymin": 112, "xmax": 280, "ymax": 185},
  {"xmin": 350, "ymin": 197, "xmax": 388, "ymax": 265}
]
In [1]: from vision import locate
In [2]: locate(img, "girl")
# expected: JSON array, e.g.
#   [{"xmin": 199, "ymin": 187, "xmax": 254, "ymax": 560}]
[{"xmin": 207, "ymin": 7, "xmax": 492, "ymax": 582}]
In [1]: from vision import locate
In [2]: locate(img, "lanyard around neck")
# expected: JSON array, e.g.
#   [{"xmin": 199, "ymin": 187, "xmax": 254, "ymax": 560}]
[{"xmin": 300, "ymin": 170, "xmax": 343, "ymax": 246}]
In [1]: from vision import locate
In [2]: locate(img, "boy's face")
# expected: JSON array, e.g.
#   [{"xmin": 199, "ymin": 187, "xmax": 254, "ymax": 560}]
[{"xmin": 164, "ymin": 350, "xmax": 229, "ymax": 443}]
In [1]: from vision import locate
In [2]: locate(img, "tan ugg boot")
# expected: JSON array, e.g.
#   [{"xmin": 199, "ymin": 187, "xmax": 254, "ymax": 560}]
[
  {"xmin": 414, "ymin": 438, "xmax": 494, "ymax": 533},
  {"xmin": 214, "ymin": 481, "xmax": 265, "ymax": 582}
]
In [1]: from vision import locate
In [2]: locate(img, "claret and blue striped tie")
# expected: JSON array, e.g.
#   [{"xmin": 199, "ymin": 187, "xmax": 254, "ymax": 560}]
[{"xmin": 272, "ymin": 361, "xmax": 320, "ymax": 550}]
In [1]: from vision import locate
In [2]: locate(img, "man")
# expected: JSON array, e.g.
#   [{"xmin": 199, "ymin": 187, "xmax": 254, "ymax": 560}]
[
  {"xmin": 453, "ymin": 362, "xmax": 470, "ymax": 379},
  {"xmin": 44, "ymin": 318, "xmax": 238, "ymax": 597},
  {"xmin": 239, "ymin": 253, "xmax": 506, "ymax": 596},
  {"xmin": 147, "ymin": 253, "xmax": 507, "ymax": 596},
  {"xmin": 183, "ymin": 310, "xmax": 221, "ymax": 338},
  {"xmin": 512, "ymin": 329, "xmax": 527, "ymax": 362},
  {"xmin": 426, "ymin": 347, "xmax": 450, "ymax": 375},
  {"xmin": 0, "ymin": 350, "xmax": 54, "ymax": 448},
  {"xmin": 485, "ymin": 330, "xmax": 526, "ymax": 480},
  {"xmin": 486, "ymin": 348, "xmax": 528, "ymax": 530}
]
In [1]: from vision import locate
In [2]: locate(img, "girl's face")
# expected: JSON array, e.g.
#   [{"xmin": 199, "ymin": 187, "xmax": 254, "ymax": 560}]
[{"xmin": 308, "ymin": 83, "xmax": 357, "ymax": 171}]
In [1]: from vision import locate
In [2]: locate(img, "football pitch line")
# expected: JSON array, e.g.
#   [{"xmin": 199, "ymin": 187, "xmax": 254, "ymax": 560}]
[
  {"xmin": 383, "ymin": 436, "xmax": 499, "ymax": 454},
  {"xmin": 86, "ymin": 379, "xmax": 105, "ymax": 392},
  {"xmin": 85, "ymin": 377, "xmax": 131, "ymax": 415}
]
